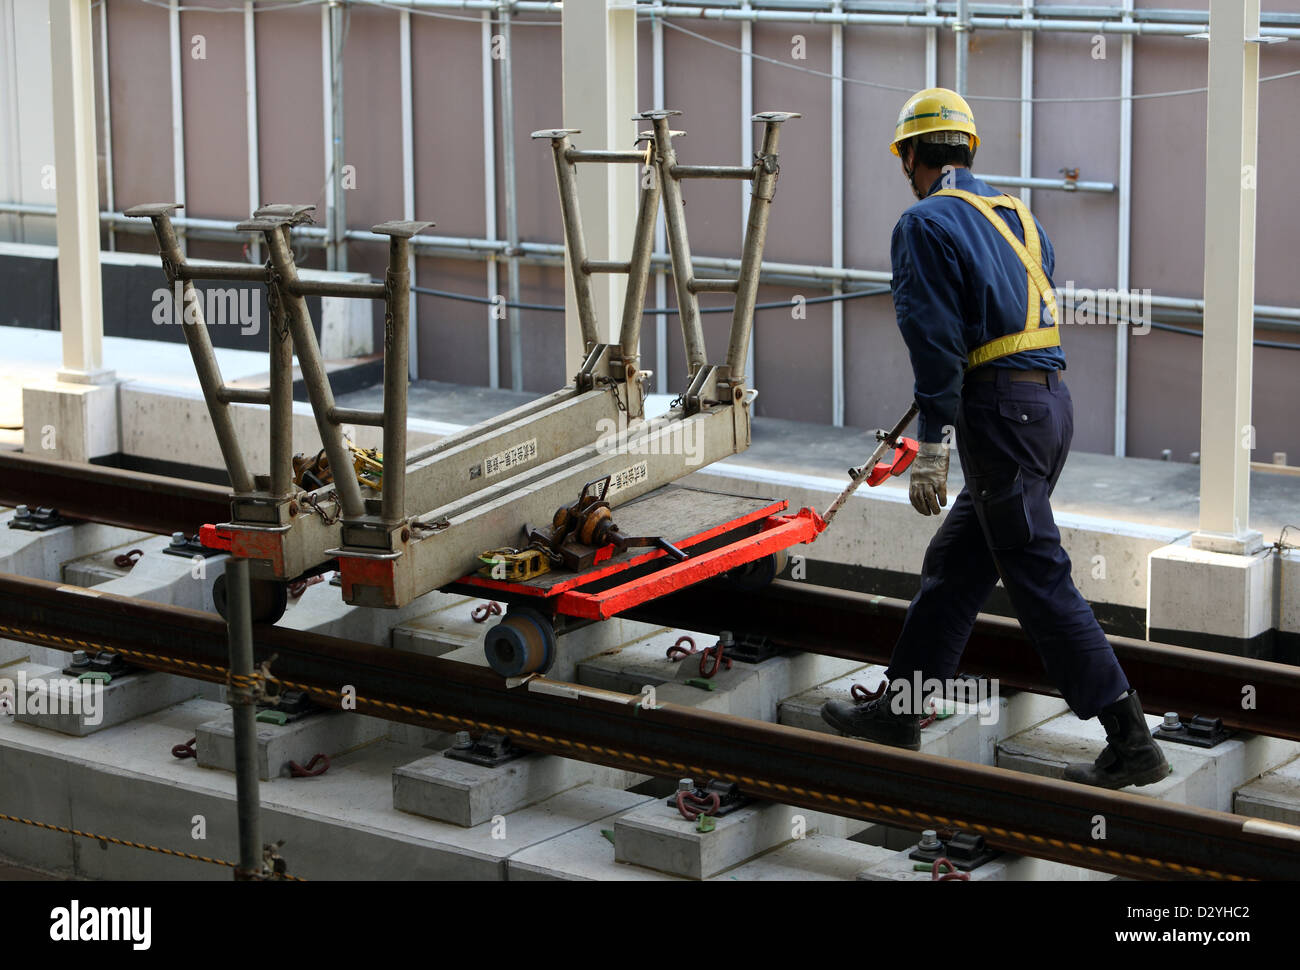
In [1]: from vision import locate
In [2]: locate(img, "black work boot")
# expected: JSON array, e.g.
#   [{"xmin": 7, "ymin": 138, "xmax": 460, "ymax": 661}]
[
  {"xmin": 1063, "ymin": 690, "xmax": 1171, "ymax": 789},
  {"xmin": 820, "ymin": 682, "xmax": 922, "ymax": 751}
]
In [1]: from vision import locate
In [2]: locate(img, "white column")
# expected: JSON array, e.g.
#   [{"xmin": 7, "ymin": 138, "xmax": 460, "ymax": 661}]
[
  {"xmin": 561, "ymin": 0, "xmax": 637, "ymax": 373},
  {"xmin": 1192, "ymin": 0, "xmax": 1262, "ymax": 555},
  {"xmin": 49, "ymin": 0, "xmax": 111, "ymax": 384}
]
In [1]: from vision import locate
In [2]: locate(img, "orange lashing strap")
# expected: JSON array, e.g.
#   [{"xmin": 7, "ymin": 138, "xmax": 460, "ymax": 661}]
[{"xmin": 933, "ymin": 188, "xmax": 1061, "ymax": 369}]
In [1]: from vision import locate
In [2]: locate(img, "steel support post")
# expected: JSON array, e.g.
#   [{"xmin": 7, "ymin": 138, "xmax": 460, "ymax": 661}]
[
  {"xmin": 269, "ymin": 226, "xmax": 295, "ymax": 499},
  {"xmin": 726, "ymin": 114, "xmax": 798, "ymax": 384},
  {"xmin": 618, "ymin": 155, "xmax": 663, "ymax": 365},
  {"xmin": 542, "ymin": 132, "xmax": 601, "ymax": 352},
  {"xmin": 224, "ymin": 557, "xmax": 263, "ymax": 881},
  {"xmin": 49, "ymin": 0, "xmax": 112, "ymax": 384},
  {"xmin": 135, "ymin": 206, "xmax": 255, "ymax": 494},
  {"xmin": 1192, "ymin": 0, "xmax": 1263, "ymax": 554},
  {"xmin": 261, "ymin": 225, "xmax": 367, "ymax": 519},
  {"xmin": 561, "ymin": 0, "xmax": 637, "ymax": 372},
  {"xmin": 381, "ymin": 233, "xmax": 412, "ymax": 524},
  {"xmin": 647, "ymin": 112, "xmax": 707, "ymax": 379}
]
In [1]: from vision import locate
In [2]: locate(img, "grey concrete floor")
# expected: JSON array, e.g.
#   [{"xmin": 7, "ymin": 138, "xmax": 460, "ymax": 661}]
[{"xmin": 335, "ymin": 379, "xmax": 1300, "ymax": 544}]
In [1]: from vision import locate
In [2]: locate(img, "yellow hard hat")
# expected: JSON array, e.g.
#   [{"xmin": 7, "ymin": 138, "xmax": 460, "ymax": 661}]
[{"xmin": 889, "ymin": 87, "xmax": 979, "ymax": 156}]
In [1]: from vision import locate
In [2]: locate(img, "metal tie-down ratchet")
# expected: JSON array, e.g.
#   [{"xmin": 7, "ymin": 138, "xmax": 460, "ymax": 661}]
[{"xmin": 479, "ymin": 476, "xmax": 689, "ymax": 580}]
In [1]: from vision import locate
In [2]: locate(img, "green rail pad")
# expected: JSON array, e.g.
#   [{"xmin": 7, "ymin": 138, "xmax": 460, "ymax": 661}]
[
  {"xmin": 77, "ymin": 672, "xmax": 111, "ymax": 685},
  {"xmin": 255, "ymin": 710, "xmax": 289, "ymax": 726},
  {"xmin": 684, "ymin": 677, "xmax": 716, "ymax": 691},
  {"xmin": 600, "ymin": 829, "xmax": 616, "ymax": 845},
  {"xmin": 696, "ymin": 815, "xmax": 716, "ymax": 833}
]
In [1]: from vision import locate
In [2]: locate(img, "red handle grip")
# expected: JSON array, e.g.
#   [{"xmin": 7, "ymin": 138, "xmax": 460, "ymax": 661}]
[{"xmin": 865, "ymin": 437, "xmax": 919, "ymax": 486}]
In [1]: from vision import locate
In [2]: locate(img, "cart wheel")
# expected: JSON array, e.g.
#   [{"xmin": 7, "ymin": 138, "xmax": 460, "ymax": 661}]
[
  {"xmin": 484, "ymin": 607, "xmax": 556, "ymax": 678},
  {"xmin": 722, "ymin": 548, "xmax": 789, "ymax": 593},
  {"xmin": 213, "ymin": 573, "xmax": 289, "ymax": 625}
]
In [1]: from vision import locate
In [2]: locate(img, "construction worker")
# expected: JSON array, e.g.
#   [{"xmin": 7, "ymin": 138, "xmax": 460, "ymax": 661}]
[{"xmin": 820, "ymin": 88, "xmax": 1169, "ymax": 790}]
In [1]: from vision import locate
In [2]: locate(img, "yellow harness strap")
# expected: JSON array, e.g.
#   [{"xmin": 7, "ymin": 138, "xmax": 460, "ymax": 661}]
[{"xmin": 932, "ymin": 188, "xmax": 1061, "ymax": 369}]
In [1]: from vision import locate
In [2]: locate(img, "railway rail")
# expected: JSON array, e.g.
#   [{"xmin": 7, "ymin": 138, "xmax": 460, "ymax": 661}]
[{"xmin": 0, "ymin": 572, "xmax": 1297, "ymax": 880}]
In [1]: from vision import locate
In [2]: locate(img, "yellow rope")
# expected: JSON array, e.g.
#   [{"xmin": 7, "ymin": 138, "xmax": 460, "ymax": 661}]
[{"xmin": 0, "ymin": 811, "xmax": 304, "ymax": 881}]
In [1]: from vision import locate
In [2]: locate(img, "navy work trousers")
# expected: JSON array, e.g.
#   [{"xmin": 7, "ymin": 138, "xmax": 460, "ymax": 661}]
[{"xmin": 884, "ymin": 369, "xmax": 1129, "ymax": 720}]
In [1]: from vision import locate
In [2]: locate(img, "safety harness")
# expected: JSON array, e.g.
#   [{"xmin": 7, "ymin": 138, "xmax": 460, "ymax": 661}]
[{"xmin": 932, "ymin": 188, "xmax": 1061, "ymax": 369}]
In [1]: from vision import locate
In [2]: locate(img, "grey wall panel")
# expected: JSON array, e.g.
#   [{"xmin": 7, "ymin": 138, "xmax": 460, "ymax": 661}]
[
  {"xmin": 1254, "ymin": 41, "xmax": 1300, "ymax": 308},
  {"xmin": 345, "ymin": 240, "xmax": 388, "ymax": 353},
  {"xmin": 1130, "ymin": 37, "xmax": 1208, "ymax": 299},
  {"xmin": 495, "ymin": 17, "xmax": 562, "ymax": 246},
  {"xmin": 413, "ymin": 16, "xmax": 486, "ymax": 239},
  {"xmin": 662, "ymin": 23, "xmax": 742, "ymax": 259},
  {"xmin": 753, "ymin": 24, "xmax": 832, "ymax": 268},
  {"xmin": 255, "ymin": 5, "xmax": 325, "ymax": 211},
  {"xmin": 1030, "ymin": 31, "xmax": 1122, "ymax": 293},
  {"xmin": 1251, "ymin": 337, "xmax": 1300, "ymax": 464},
  {"xmin": 842, "ymin": 24, "xmax": 928, "ymax": 273},
  {"xmin": 1058, "ymin": 321, "xmax": 1118, "ymax": 454},
  {"xmin": 341, "ymin": 5, "xmax": 404, "ymax": 231},
  {"xmin": 106, "ymin": 0, "xmax": 174, "ymax": 209},
  {"xmin": 962, "ymin": 29, "xmax": 1022, "ymax": 180},
  {"xmin": 179, "ymin": 9, "xmax": 249, "ymax": 221},
  {"xmin": 752, "ymin": 283, "xmax": 833, "ymax": 423},
  {"xmin": 515, "ymin": 262, "xmax": 567, "ymax": 393},
  {"xmin": 1126, "ymin": 326, "xmax": 1201, "ymax": 459},
  {"xmin": 414, "ymin": 255, "xmax": 491, "ymax": 387},
  {"xmin": 842, "ymin": 294, "xmax": 918, "ymax": 432}
]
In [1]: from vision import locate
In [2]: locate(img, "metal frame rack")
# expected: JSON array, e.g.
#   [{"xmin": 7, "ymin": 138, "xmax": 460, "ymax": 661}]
[{"xmin": 129, "ymin": 108, "xmax": 803, "ymax": 621}]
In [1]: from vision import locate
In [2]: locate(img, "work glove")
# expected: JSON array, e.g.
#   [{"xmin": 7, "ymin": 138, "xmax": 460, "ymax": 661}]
[{"xmin": 909, "ymin": 441, "xmax": 949, "ymax": 516}]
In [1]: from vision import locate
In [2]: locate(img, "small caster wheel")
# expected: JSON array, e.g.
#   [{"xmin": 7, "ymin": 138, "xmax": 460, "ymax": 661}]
[
  {"xmin": 722, "ymin": 548, "xmax": 789, "ymax": 593},
  {"xmin": 213, "ymin": 573, "xmax": 289, "ymax": 625},
  {"xmin": 484, "ymin": 606, "xmax": 556, "ymax": 677}
]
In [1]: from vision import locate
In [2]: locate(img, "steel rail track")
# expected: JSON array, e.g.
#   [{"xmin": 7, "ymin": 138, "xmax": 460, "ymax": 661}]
[
  {"xmin": 0, "ymin": 452, "xmax": 230, "ymax": 538},
  {"xmin": 5, "ymin": 455, "xmax": 1291, "ymax": 742},
  {"xmin": 628, "ymin": 579, "xmax": 1300, "ymax": 743},
  {"xmin": 0, "ymin": 573, "xmax": 1297, "ymax": 881}
]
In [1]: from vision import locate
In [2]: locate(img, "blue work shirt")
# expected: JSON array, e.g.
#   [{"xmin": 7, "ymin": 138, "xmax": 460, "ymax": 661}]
[{"xmin": 890, "ymin": 167, "xmax": 1065, "ymax": 443}]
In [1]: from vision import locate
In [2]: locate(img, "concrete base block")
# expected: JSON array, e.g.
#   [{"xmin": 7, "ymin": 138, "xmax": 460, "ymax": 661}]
[
  {"xmin": 66, "ymin": 539, "xmax": 224, "ymax": 613},
  {"xmin": 1234, "ymin": 755, "xmax": 1300, "ymax": 825},
  {"xmin": 998, "ymin": 711, "xmax": 1300, "ymax": 811},
  {"xmin": 508, "ymin": 827, "xmax": 893, "ymax": 881},
  {"xmin": 508, "ymin": 816, "xmax": 685, "ymax": 881},
  {"xmin": 580, "ymin": 631, "xmax": 864, "ymax": 723},
  {"xmin": 284, "ymin": 584, "xmax": 460, "ymax": 647},
  {"xmin": 614, "ymin": 800, "xmax": 808, "ymax": 879},
  {"xmin": 196, "ymin": 709, "xmax": 388, "ymax": 780},
  {"xmin": 13, "ymin": 664, "xmax": 202, "ymax": 737},
  {"xmin": 1148, "ymin": 538, "xmax": 1274, "ymax": 656},
  {"xmin": 394, "ymin": 748, "xmax": 645, "ymax": 827},
  {"xmin": 0, "ymin": 508, "xmax": 147, "ymax": 581},
  {"xmin": 781, "ymin": 667, "xmax": 1067, "ymax": 766},
  {"xmin": 21, "ymin": 380, "xmax": 119, "ymax": 462},
  {"xmin": 391, "ymin": 594, "xmax": 497, "ymax": 657},
  {"xmin": 0, "ymin": 697, "xmax": 658, "ymax": 879}
]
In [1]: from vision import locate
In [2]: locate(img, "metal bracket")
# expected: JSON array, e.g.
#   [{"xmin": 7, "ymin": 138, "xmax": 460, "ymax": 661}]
[
  {"xmin": 7, "ymin": 506, "xmax": 71, "ymax": 532},
  {"xmin": 1153, "ymin": 713, "xmax": 1232, "ymax": 748},
  {"xmin": 666, "ymin": 778, "xmax": 751, "ymax": 817},
  {"xmin": 443, "ymin": 731, "xmax": 527, "ymax": 768},
  {"xmin": 908, "ymin": 828, "xmax": 1000, "ymax": 871},
  {"xmin": 62, "ymin": 649, "xmax": 135, "ymax": 680}
]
